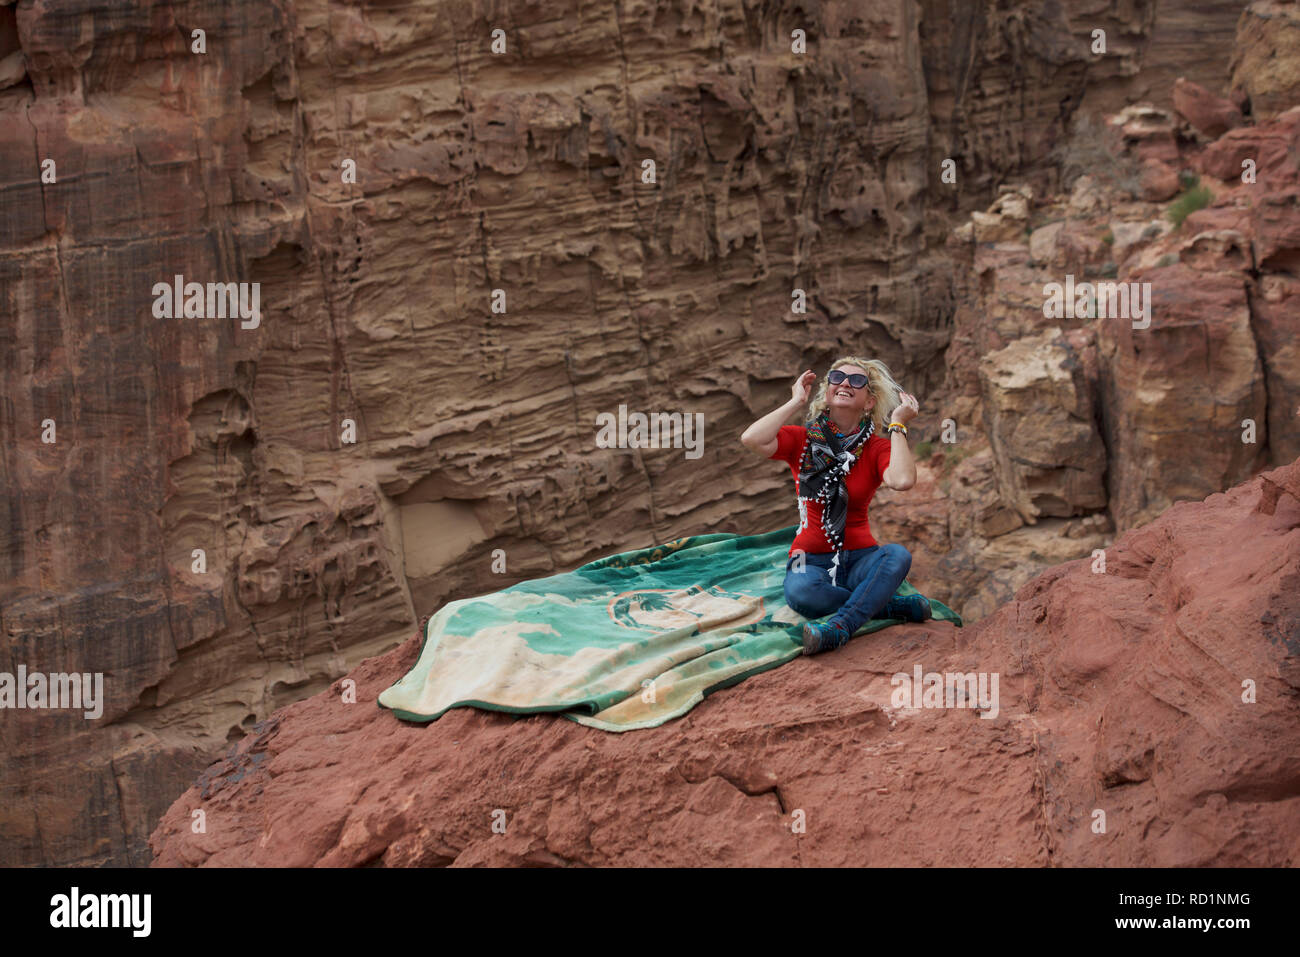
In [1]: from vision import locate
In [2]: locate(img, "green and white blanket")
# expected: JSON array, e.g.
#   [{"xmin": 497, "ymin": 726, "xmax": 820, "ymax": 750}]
[{"xmin": 378, "ymin": 526, "xmax": 961, "ymax": 731}]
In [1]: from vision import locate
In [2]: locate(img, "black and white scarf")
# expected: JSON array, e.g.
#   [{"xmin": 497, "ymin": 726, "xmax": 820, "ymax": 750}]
[{"xmin": 797, "ymin": 411, "xmax": 875, "ymax": 586}]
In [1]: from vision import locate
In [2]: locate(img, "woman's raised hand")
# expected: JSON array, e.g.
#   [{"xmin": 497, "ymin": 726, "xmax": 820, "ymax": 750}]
[
  {"xmin": 791, "ymin": 369, "xmax": 817, "ymax": 405},
  {"xmin": 889, "ymin": 391, "xmax": 920, "ymax": 424}
]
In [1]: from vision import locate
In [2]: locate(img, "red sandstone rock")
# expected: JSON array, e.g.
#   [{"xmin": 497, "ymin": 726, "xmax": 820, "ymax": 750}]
[
  {"xmin": 1138, "ymin": 158, "xmax": 1182, "ymax": 201},
  {"xmin": 1198, "ymin": 107, "xmax": 1300, "ymax": 183},
  {"xmin": 1173, "ymin": 76, "xmax": 1244, "ymax": 137},
  {"xmin": 1113, "ymin": 106, "xmax": 1183, "ymax": 162},
  {"xmin": 148, "ymin": 457, "xmax": 1300, "ymax": 866}
]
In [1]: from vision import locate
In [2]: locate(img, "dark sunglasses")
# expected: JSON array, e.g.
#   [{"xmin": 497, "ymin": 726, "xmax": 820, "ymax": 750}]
[{"xmin": 827, "ymin": 369, "xmax": 868, "ymax": 389}]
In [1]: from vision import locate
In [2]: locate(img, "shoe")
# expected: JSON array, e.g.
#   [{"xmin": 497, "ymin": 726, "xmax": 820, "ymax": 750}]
[
  {"xmin": 801, "ymin": 619, "xmax": 853, "ymax": 656},
  {"xmin": 873, "ymin": 594, "xmax": 932, "ymax": 622}
]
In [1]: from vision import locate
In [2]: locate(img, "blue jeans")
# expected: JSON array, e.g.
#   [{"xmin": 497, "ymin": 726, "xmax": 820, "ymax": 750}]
[{"xmin": 783, "ymin": 544, "xmax": 912, "ymax": 635}]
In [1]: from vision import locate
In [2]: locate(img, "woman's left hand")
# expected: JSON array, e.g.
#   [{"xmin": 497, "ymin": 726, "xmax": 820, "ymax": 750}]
[{"xmin": 889, "ymin": 392, "xmax": 920, "ymax": 425}]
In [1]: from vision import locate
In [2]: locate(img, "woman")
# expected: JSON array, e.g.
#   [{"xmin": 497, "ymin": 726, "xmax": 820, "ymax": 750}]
[{"xmin": 739, "ymin": 357, "xmax": 931, "ymax": 655}]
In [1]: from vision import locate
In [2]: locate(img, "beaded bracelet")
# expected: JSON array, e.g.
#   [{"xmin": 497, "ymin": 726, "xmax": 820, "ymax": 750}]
[{"xmin": 886, "ymin": 422, "xmax": 908, "ymax": 435}]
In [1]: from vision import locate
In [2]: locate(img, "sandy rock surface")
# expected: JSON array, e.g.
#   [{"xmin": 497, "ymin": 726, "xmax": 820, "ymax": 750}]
[{"xmin": 150, "ymin": 458, "xmax": 1300, "ymax": 867}]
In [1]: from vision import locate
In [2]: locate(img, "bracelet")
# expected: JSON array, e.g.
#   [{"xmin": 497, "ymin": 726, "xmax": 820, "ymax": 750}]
[{"xmin": 886, "ymin": 422, "xmax": 907, "ymax": 435}]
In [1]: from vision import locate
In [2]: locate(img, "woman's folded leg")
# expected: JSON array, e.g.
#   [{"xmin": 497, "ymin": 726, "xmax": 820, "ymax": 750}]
[
  {"xmin": 782, "ymin": 555, "xmax": 851, "ymax": 620},
  {"xmin": 831, "ymin": 543, "xmax": 912, "ymax": 635}
]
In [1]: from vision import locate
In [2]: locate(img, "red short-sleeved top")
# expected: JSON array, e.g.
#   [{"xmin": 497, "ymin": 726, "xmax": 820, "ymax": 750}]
[{"xmin": 770, "ymin": 424, "xmax": 891, "ymax": 555}]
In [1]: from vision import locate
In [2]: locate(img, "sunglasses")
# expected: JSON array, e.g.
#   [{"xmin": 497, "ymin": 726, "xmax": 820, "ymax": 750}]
[{"xmin": 827, "ymin": 369, "xmax": 868, "ymax": 389}]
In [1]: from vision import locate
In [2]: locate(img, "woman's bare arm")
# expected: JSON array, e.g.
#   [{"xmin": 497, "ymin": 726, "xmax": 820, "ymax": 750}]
[
  {"xmin": 740, "ymin": 370, "xmax": 816, "ymax": 457},
  {"xmin": 880, "ymin": 392, "xmax": 920, "ymax": 490}
]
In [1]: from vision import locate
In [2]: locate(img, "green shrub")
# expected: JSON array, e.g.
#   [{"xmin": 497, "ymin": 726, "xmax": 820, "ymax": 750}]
[
  {"xmin": 914, "ymin": 440, "xmax": 933, "ymax": 458},
  {"xmin": 1101, "ymin": 228, "xmax": 1114, "ymax": 245},
  {"xmin": 1166, "ymin": 185, "xmax": 1212, "ymax": 229}
]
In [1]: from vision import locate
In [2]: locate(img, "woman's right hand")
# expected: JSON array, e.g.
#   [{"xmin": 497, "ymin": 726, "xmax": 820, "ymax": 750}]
[{"xmin": 791, "ymin": 369, "xmax": 817, "ymax": 405}]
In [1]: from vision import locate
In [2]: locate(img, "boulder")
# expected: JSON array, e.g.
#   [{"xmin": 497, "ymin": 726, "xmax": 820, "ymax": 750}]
[
  {"xmin": 1108, "ymin": 219, "xmax": 1170, "ymax": 262},
  {"xmin": 979, "ymin": 327, "xmax": 1108, "ymax": 523},
  {"xmin": 1172, "ymin": 76, "xmax": 1243, "ymax": 138},
  {"xmin": 1028, "ymin": 220, "xmax": 1065, "ymax": 265},
  {"xmin": 971, "ymin": 185, "xmax": 1034, "ymax": 242},
  {"xmin": 1138, "ymin": 158, "xmax": 1182, "ymax": 201}
]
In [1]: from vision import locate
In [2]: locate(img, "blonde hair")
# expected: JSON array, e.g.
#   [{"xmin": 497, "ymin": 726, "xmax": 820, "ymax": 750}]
[{"xmin": 806, "ymin": 356, "xmax": 904, "ymax": 433}]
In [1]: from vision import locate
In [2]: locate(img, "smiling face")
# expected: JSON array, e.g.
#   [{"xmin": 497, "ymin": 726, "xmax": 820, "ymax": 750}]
[{"xmin": 827, "ymin": 363, "xmax": 876, "ymax": 419}]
